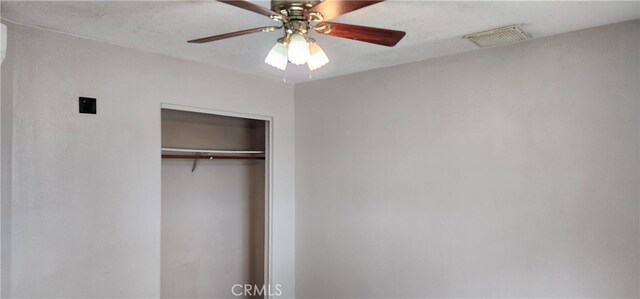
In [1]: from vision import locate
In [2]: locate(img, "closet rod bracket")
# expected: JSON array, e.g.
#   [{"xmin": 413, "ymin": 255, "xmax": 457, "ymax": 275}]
[
  {"xmin": 191, "ymin": 159, "xmax": 198, "ymax": 173},
  {"xmin": 191, "ymin": 155, "xmax": 215, "ymax": 173}
]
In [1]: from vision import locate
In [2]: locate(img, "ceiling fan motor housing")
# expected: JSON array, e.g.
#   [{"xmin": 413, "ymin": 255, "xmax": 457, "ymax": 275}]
[
  {"xmin": 272, "ymin": 0, "xmax": 324, "ymax": 24},
  {"xmin": 271, "ymin": 0, "xmax": 322, "ymax": 16},
  {"xmin": 285, "ymin": 20, "xmax": 311, "ymax": 34}
]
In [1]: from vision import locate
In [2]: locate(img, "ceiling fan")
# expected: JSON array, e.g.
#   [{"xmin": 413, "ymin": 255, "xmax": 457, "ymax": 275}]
[{"xmin": 188, "ymin": 0, "xmax": 406, "ymax": 71}]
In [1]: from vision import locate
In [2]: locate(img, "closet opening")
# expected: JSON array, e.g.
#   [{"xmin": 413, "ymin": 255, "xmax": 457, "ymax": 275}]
[{"xmin": 160, "ymin": 104, "xmax": 271, "ymax": 299}]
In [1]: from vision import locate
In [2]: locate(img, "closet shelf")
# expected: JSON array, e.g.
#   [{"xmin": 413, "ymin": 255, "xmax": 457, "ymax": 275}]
[
  {"xmin": 162, "ymin": 147, "xmax": 264, "ymax": 155},
  {"xmin": 161, "ymin": 148, "xmax": 265, "ymax": 164},
  {"xmin": 162, "ymin": 155, "xmax": 265, "ymax": 160}
]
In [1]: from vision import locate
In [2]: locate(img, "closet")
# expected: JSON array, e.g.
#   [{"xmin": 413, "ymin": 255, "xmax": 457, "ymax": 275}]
[{"xmin": 160, "ymin": 107, "xmax": 267, "ymax": 299}]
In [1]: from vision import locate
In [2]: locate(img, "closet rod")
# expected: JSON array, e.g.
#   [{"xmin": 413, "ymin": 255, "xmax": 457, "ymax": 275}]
[
  {"xmin": 162, "ymin": 154, "xmax": 265, "ymax": 160},
  {"xmin": 162, "ymin": 147, "xmax": 264, "ymax": 154}
]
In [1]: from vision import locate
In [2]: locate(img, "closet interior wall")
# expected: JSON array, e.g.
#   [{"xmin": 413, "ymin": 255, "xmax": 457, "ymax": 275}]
[{"xmin": 160, "ymin": 109, "xmax": 266, "ymax": 299}]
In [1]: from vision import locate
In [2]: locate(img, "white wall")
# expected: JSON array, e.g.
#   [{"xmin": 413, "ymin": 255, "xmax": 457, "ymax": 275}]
[
  {"xmin": 295, "ymin": 20, "xmax": 639, "ymax": 298},
  {"xmin": 0, "ymin": 22, "xmax": 295, "ymax": 298}
]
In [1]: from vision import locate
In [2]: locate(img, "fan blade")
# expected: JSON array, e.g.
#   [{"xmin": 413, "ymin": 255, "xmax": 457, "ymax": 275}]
[
  {"xmin": 219, "ymin": 0, "xmax": 288, "ymax": 22},
  {"xmin": 314, "ymin": 22, "xmax": 405, "ymax": 47},
  {"xmin": 309, "ymin": 0, "xmax": 383, "ymax": 21},
  {"xmin": 188, "ymin": 26, "xmax": 279, "ymax": 43}
]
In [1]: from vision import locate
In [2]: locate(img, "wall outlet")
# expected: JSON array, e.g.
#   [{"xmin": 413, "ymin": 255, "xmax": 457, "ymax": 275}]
[{"xmin": 79, "ymin": 97, "xmax": 96, "ymax": 114}]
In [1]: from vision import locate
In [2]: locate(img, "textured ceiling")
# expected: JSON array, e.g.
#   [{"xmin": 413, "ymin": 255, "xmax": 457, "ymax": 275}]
[{"xmin": 1, "ymin": 1, "xmax": 639, "ymax": 83}]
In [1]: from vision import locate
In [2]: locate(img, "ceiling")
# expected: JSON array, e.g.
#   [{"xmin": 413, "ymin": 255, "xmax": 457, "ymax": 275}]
[{"xmin": 1, "ymin": 1, "xmax": 639, "ymax": 83}]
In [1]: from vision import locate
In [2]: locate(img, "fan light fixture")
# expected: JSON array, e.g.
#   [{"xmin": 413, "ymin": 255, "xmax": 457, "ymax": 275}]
[
  {"xmin": 264, "ymin": 30, "xmax": 329, "ymax": 71},
  {"xmin": 265, "ymin": 41, "xmax": 288, "ymax": 70},
  {"xmin": 307, "ymin": 41, "xmax": 329, "ymax": 71},
  {"xmin": 287, "ymin": 32, "xmax": 311, "ymax": 65}
]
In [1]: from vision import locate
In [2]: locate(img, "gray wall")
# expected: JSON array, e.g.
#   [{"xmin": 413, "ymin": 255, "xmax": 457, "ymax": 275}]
[
  {"xmin": 295, "ymin": 20, "xmax": 640, "ymax": 298},
  {"xmin": 0, "ymin": 22, "xmax": 295, "ymax": 298},
  {"xmin": 2, "ymin": 13, "xmax": 639, "ymax": 299},
  {"xmin": 0, "ymin": 20, "xmax": 15, "ymax": 299},
  {"xmin": 162, "ymin": 160, "xmax": 265, "ymax": 298}
]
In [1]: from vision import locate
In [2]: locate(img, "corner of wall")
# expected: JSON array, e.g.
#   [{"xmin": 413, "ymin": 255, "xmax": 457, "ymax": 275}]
[{"xmin": 0, "ymin": 20, "xmax": 15, "ymax": 299}]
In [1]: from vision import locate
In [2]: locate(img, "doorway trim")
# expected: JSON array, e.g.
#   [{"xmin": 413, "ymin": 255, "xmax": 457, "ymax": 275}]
[{"xmin": 159, "ymin": 103, "xmax": 274, "ymax": 298}]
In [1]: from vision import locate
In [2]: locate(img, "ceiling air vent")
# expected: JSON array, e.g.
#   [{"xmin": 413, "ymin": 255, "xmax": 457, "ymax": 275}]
[{"xmin": 464, "ymin": 25, "xmax": 529, "ymax": 47}]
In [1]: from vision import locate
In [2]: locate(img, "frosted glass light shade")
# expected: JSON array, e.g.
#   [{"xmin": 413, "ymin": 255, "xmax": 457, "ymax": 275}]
[
  {"xmin": 307, "ymin": 42, "xmax": 329, "ymax": 71},
  {"xmin": 287, "ymin": 32, "xmax": 310, "ymax": 65},
  {"xmin": 265, "ymin": 42, "xmax": 287, "ymax": 70}
]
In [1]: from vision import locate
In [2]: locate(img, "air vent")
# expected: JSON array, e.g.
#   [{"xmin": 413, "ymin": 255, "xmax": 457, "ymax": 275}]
[{"xmin": 464, "ymin": 25, "xmax": 529, "ymax": 47}]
